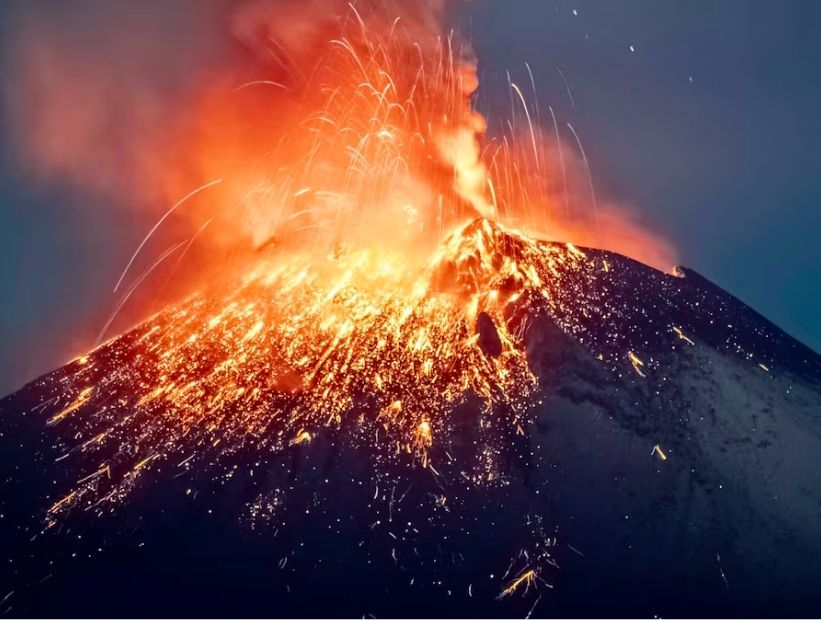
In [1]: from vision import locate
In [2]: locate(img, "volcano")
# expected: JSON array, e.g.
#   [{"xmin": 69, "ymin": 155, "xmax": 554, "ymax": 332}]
[{"xmin": 1, "ymin": 220, "xmax": 820, "ymax": 618}]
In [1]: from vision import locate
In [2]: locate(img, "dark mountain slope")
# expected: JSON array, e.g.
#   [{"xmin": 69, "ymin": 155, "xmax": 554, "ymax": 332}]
[{"xmin": 1, "ymin": 222, "xmax": 819, "ymax": 617}]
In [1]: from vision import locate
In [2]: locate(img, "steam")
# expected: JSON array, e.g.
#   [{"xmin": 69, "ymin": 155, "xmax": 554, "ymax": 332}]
[{"xmin": 5, "ymin": 0, "xmax": 234, "ymax": 203}]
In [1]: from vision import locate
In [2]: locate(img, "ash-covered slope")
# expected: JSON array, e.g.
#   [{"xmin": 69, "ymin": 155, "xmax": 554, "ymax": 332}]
[{"xmin": 1, "ymin": 221, "xmax": 820, "ymax": 617}]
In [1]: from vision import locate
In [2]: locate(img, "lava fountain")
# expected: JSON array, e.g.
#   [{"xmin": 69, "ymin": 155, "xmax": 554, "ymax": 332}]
[{"xmin": 12, "ymin": 1, "xmax": 672, "ymax": 526}]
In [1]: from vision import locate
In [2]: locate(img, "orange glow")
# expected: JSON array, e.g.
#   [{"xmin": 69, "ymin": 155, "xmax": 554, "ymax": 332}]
[
  {"xmin": 10, "ymin": 1, "xmax": 675, "ymax": 277},
  {"xmin": 15, "ymin": 2, "xmax": 679, "ymax": 523},
  {"xmin": 499, "ymin": 569, "xmax": 538, "ymax": 599},
  {"xmin": 44, "ymin": 217, "xmax": 612, "ymax": 516}
]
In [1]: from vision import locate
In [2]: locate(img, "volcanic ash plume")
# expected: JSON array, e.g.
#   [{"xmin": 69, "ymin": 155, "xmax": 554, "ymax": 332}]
[
  {"xmin": 215, "ymin": 0, "xmax": 501, "ymax": 256},
  {"xmin": 7, "ymin": 0, "xmax": 673, "ymax": 268}
]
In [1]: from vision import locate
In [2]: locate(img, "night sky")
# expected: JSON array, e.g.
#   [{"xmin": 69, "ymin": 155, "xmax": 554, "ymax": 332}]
[{"xmin": 1, "ymin": 0, "xmax": 820, "ymax": 396}]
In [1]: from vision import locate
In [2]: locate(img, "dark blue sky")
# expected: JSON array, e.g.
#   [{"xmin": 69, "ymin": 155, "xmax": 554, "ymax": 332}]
[
  {"xmin": 466, "ymin": 0, "xmax": 820, "ymax": 350},
  {"xmin": 1, "ymin": 1, "xmax": 820, "ymax": 394}
]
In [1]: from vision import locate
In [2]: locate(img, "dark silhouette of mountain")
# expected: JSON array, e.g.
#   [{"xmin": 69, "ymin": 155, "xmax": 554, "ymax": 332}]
[{"xmin": 1, "ymin": 221, "xmax": 820, "ymax": 617}]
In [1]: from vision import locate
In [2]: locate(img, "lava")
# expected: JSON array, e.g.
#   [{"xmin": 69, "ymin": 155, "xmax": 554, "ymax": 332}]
[
  {"xmin": 44, "ymin": 218, "xmax": 598, "ymax": 520},
  {"xmin": 498, "ymin": 568, "xmax": 538, "ymax": 599},
  {"xmin": 11, "ymin": 7, "xmax": 678, "ymax": 604}
]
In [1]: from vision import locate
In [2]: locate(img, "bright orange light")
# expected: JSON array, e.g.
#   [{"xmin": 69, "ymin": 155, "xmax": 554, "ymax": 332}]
[{"xmin": 30, "ymin": 2, "xmax": 676, "ymax": 528}]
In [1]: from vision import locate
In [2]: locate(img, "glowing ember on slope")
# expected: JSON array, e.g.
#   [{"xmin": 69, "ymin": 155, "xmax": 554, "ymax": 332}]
[
  {"xmin": 20, "ymin": 10, "xmax": 675, "ymax": 594},
  {"xmin": 44, "ymin": 218, "xmax": 599, "ymax": 519},
  {"xmin": 498, "ymin": 568, "xmax": 538, "ymax": 599}
]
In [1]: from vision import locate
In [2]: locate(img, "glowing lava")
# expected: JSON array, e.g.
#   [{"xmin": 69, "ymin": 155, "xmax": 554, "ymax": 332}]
[
  {"xmin": 26, "ymin": 1, "xmax": 670, "ymax": 526},
  {"xmin": 44, "ymin": 218, "xmax": 601, "ymax": 519}
]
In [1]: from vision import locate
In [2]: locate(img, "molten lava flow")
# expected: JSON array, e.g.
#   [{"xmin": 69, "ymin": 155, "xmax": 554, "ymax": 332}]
[
  {"xmin": 24, "ymin": 2, "xmax": 673, "ymax": 531},
  {"xmin": 45, "ymin": 218, "xmax": 603, "ymax": 519}
]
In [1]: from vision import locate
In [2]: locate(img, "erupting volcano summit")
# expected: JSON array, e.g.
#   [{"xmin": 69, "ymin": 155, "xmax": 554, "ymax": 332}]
[{"xmin": 1, "ymin": 0, "xmax": 820, "ymax": 618}]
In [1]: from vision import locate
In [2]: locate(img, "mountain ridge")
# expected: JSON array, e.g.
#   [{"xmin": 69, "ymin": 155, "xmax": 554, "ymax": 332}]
[{"xmin": 0, "ymin": 221, "xmax": 819, "ymax": 617}]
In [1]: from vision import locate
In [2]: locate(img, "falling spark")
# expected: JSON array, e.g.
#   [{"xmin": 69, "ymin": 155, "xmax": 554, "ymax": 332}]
[
  {"xmin": 717, "ymin": 553, "xmax": 730, "ymax": 588},
  {"xmin": 555, "ymin": 66, "xmax": 575, "ymax": 108},
  {"xmin": 48, "ymin": 491, "xmax": 78, "ymax": 515},
  {"xmin": 292, "ymin": 430, "xmax": 313, "ymax": 445},
  {"xmin": 628, "ymin": 351, "xmax": 646, "ymax": 378},
  {"xmin": 566, "ymin": 122, "xmax": 599, "ymax": 229},
  {"xmin": 96, "ymin": 240, "xmax": 189, "ymax": 346},
  {"xmin": 673, "ymin": 326, "xmax": 695, "ymax": 346},
  {"xmin": 113, "ymin": 179, "xmax": 223, "ymax": 293},
  {"xmin": 525, "ymin": 594, "xmax": 543, "ymax": 619},
  {"xmin": 498, "ymin": 569, "xmax": 537, "ymax": 599},
  {"xmin": 233, "ymin": 80, "xmax": 287, "ymax": 93},
  {"xmin": 47, "ymin": 387, "xmax": 93, "ymax": 426}
]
